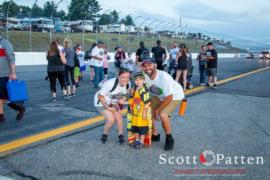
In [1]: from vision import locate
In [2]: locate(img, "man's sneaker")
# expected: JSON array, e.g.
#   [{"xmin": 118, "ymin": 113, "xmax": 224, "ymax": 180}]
[
  {"xmin": 70, "ymin": 93, "xmax": 75, "ymax": 97},
  {"xmin": 52, "ymin": 97, "xmax": 57, "ymax": 102},
  {"xmin": 76, "ymin": 84, "xmax": 80, "ymax": 88},
  {"xmin": 16, "ymin": 106, "xmax": 25, "ymax": 120},
  {"xmin": 164, "ymin": 135, "xmax": 174, "ymax": 151},
  {"xmin": 213, "ymin": 84, "xmax": 217, "ymax": 89},
  {"xmin": 152, "ymin": 134, "xmax": 160, "ymax": 142},
  {"xmin": 118, "ymin": 134, "xmax": 125, "ymax": 145},
  {"xmin": 101, "ymin": 134, "xmax": 108, "ymax": 143},
  {"xmin": 0, "ymin": 114, "xmax": 5, "ymax": 123}
]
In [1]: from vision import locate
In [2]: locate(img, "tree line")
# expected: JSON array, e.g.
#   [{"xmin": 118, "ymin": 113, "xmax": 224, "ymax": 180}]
[{"xmin": 0, "ymin": 0, "xmax": 134, "ymax": 25}]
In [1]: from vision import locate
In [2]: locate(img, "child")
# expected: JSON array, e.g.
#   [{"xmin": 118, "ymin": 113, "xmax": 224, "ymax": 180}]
[
  {"xmin": 103, "ymin": 47, "xmax": 110, "ymax": 81},
  {"xmin": 128, "ymin": 72, "xmax": 152, "ymax": 149},
  {"xmin": 98, "ymin": 47, "xmax": 110, "ymax": 88},
  {"xmin": 76, "ymin": 44, "xmax": 85, "ymax": 83},
  {"xmin": 74, "ymin": 52, "xmax": 80, "ymax": 88},
  {"xmin": 122, "ymin": 52, "xmax": 134, "ymax": 74}
]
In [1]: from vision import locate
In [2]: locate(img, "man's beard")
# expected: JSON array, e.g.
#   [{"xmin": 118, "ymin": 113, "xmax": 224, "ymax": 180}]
[{"xmin": 145, "ymin": 68, "xmax": 155, "ymax": 77}]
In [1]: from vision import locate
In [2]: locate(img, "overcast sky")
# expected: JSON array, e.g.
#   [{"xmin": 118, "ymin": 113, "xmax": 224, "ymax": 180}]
[{"xmin": 8, "ymin": 0, "xmax": 270, "ymax": 44}]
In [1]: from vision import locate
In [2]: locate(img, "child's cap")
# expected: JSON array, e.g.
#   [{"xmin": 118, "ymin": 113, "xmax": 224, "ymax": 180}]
[{"xmin": 134, "ymin": 71, "xmax": 145, "ymax": 79}]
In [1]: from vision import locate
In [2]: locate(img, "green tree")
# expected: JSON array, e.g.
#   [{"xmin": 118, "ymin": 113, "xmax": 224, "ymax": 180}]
[
  {"xmin": 110, "ymin": 10, "xmax": 119, "ymax": 24},
  {"xmin": 98, "ymin": 14, "xmax": 111, "ymax": 25},
  {"xmin": 2, "ymin": 1, "xmax": 20, "ymax": 17},
  {"xmin": 43, "ymin": 1, "xmax": 57, "ymax": 17},
  {"xmin": 68, "ymin": 0, "xmax": 101, "ymax": 21},
  {"xmin": 121, "ymin": 15, "xmax": 134, "ymax": 26},
  {"xmin": 19, "ymin": 6, "xmax": 31, "ymax": 18},
  {"xmin": 56, "ymin": 10, "xmax": 66, "ymax": 20},
  {"xmin": 31, "ymin": 4, "xmax": 44, "ymax": 18}
]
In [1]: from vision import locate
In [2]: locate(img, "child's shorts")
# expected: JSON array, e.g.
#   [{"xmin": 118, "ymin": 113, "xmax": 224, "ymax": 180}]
[
  {"xmin": 80, "ymin": 65, "xmax": 86, "ymax": 72},
  {"xmin": 131, "ymin": 126, "xmax": 149, "ymax": 135},
  {"xmin": 74, "ymin": 67, "xmax": 80, "ymax": 77}
]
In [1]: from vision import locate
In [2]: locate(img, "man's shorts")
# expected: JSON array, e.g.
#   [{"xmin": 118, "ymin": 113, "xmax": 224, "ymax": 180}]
[
  {"xmin": 207, "ymin": 68, "xmax": 217, "ymax": 77},
  {"xmin": 131, "ymin": 126, "xmax": 149, "ymax": 135},
  {"xmin": 150, "ymin": 96, "xmax": 181, "ymax": 117},
  {"xmin": 0, "ymin": 77, "xmax": 9, "ymax": 100}
]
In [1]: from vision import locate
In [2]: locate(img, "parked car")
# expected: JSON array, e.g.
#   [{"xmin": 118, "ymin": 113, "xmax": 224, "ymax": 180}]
[{"xmin": 260, "ymin": 51, "xmax": 270, "ymax": 59}]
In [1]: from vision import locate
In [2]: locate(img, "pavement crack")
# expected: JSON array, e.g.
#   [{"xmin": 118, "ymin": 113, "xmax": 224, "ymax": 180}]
[
  {"xmin": 2, "ymin": 159, "xmax": 40, "ymax": 180},
  {"xmin": 13, "ymin": 171, "xmax": 40, "ymax": 180},
  {"xmin": 247, "ymin": 117, "xmax": 270, "ymax": 137},
  {"xmin": 58, "ymin": 170, "xmax": 140, "ymax": 180}
]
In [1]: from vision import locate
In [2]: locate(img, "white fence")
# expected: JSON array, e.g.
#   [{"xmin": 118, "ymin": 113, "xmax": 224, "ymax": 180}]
[{"xmin": 15, "ymin": 52, "xmax": 239, "ymax": 66}]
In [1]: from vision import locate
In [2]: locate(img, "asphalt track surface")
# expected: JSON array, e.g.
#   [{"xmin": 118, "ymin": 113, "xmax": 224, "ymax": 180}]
[
  {"xmin": 0, "ymin": 57, "xmax": 268, "ymax": 144},
  {"xmin": 0, "ymin": 57, "xmax": 269, "ymax": 180}
]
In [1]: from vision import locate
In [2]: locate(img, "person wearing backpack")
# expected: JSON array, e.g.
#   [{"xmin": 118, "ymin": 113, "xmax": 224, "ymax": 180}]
[
  {"xmin": 94, "ymin": 69, "xmax": 131, "ymax": 144},
  {"xmin": 0, "ymin": 35, "xmax": 26, "ymax": 122},
  {"xmin": 135, "ymin": 41, "xmax": 150, "ymax": 71},
  {"xmin": 152, "ymin": 40, "xmax": 167, "ymax": 70}
]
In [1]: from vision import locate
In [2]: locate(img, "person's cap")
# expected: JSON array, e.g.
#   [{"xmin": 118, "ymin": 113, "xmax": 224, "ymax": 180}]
[
  {"xmin": 157, "ymin": 40, "xmax": 161, "ymax": 44},
  {"xmin": 180, "ymin": 44, "xmax": 186, "ymax": 49},
  {"xmin": 139, "ymin": 41, "xmax": 144, "ymax": 46},
  {"xmin": 134, "ymin": 71, "xmax": 145, "ymax": 79},
  {"xmin": 207, "ymin": 42, "xmax": 213, "ymax": 46},
  {"xmin": 97, "ymin": 41, "xmax": 104, "ymax": 45},
  {"xmin": 142, "ymin": 57, "xmax": 156, "ymax": 65}
]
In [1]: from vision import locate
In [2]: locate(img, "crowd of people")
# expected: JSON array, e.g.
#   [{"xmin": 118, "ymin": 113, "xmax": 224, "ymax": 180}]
[{"xmin": 0, "ymin": 31, "xmax": 218, "ymax": 151}]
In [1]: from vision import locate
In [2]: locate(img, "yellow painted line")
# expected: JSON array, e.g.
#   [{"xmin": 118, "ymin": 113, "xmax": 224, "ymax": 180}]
[
  {"xmin": 217, "ymin": 66, "xmax": 270, "ymax": 85},
  {"xmin": 0, "ymin": 66, "xmax": 269, "ymax": 155},
  {"xmin": 0, "ymin": 116, "xmax": 104, "ymax": 154}
]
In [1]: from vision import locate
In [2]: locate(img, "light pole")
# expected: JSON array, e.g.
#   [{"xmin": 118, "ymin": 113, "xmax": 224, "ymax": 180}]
[
  {"xmin": 6, "ymin": 0, "xmax": 13, "ymax": 41},
  {"xmin": 50, "ymin": 0, "xmax": 63, "ymax": 43},
  {"xmin": 154, "ymin": 21, "xmax": 165, "ymax": 39},
  {"xmin": 159, "ymin": 22, "xmax": 172, "ymax": 49},
  {"xmin": 30, "ymin": 0, "xmax": 38, "ymax": 52},
  {"xmin": 67, "ymin": 1, "xmax": 87, "ymax": 37},
  {"xmin": 117, "ymin": 11, "xmax": 122, "ymax": 46},
  {"xmin": 98, "ymin": 9, "xmax": 111, "ymax": 50},
  {"xmin": 125, "ymin": 13, "xmax": 133, "ymax": 52},
  {"xmin": 145, "ymin": 19, "xmax": 158, "ymax": 46},
  {"xmin": 138, "ymin": 18, "xmax": 151, "ymax": 41}
]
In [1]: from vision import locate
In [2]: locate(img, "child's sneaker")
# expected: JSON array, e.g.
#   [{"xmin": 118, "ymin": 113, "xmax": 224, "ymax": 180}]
[
  {"xmin": 134, "ymin": 140, "xmax": 144, "ymax": 149},
  {"xmin": 101, "ymin": 134, "xmax": 108, "ymax": 143},
  {"xmin": 118, "ymin": 135, "xmax": 125, "ymax": 145}
]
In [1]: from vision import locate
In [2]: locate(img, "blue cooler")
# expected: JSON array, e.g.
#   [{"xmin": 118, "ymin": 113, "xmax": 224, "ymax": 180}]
[{"xmin": 6, "ymin": 80, "xmax": 29, "ymax": 102}]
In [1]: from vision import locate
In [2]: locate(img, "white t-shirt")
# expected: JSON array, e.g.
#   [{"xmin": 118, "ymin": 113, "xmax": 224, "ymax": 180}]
[
  {"xmin": 94, "ymin": 78, "xmax": 130, "ymax": 107},
  {"xmin": 91, "ymin": 46, "xmax": 104, "ymax": 67},
  {"xmin": 144, "ymin": 70, "xmax": 184, "ymax": 101},
  {"xmin": 170, "ymin": 47, "xmax": 179, "ymax": 60},
  {"xmin": 76, "ymin": 50, "xmax": 85, "ymax": 67}
]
